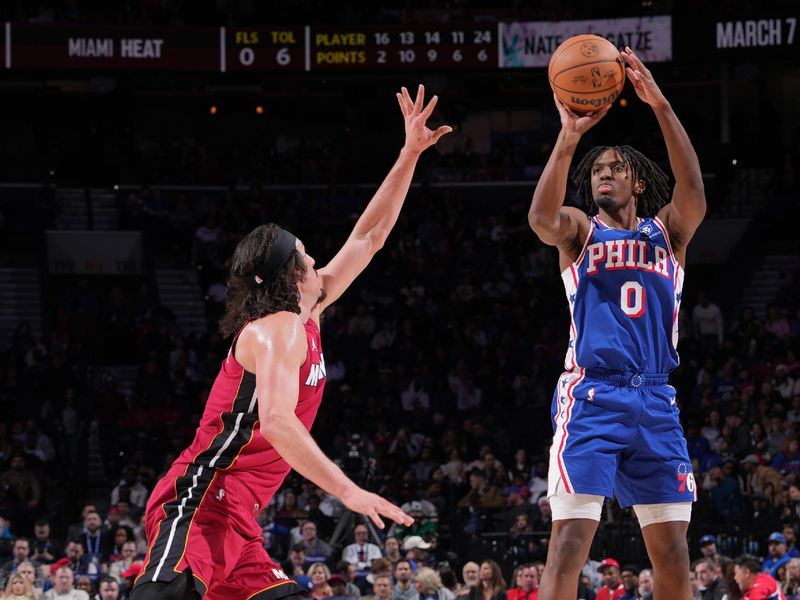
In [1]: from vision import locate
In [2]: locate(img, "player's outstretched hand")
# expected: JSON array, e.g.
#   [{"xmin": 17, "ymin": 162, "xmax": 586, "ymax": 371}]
[
  {"xmin": 554, "ymin": 93, "xmax": 611, "ymax": 136},
  {"xmin": 620, "ymin": 47, "xmax": 667, "ymax": 109},
  {"xmin": 397, "ymin": 84, "xmax": 453, "ymax": 154},
  {"xmin": 341, "ymin": 485, "xmax": 414, "ymax": 529}
]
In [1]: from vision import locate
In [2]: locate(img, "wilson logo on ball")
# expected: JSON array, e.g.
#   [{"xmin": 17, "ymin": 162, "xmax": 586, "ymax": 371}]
[{"xmin": 568, "ymin": 90, "xmax": 621, "ymax": 108}]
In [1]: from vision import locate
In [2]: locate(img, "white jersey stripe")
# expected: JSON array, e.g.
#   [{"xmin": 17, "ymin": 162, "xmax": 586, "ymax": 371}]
[
  {"xmin": 152, "ymin": 465, "xmax": 204, "ymax": 581},
  {"xmin": 152, "ymin": 387, "xmax": 258, "ymax": 581}
]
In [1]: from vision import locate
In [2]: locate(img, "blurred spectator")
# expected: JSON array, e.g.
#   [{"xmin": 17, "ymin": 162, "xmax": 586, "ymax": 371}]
[
  {"xmin": 2, "ymin": 572, "xmax": 36, "ymax": 600},
  {"xmin": 506, "ymin": 564, "xmax": 538, "ymax": 600},
  {"xmin": 282, "ymin": 543, "xmax": 309, "ymax": 582},
  {"xmin": 618, "ymin": 565, "xmax": 639, "ymax": 600},
  {"xmin": 693, "ymin": 292, "xmax": 724, "ymax": 358},
  {"xmin": 107, "ymin": 541, "xmax": 137, "ymax": 583},
  {"xmin": 763, "ymin": 532, "xmax": 792, "ymax": 580},
  {"xmin": 412, "ymin": 567, "xmax": 455, "ymax": 600},
  {"xmin": 63, "ymin": 541, "xmax": 98, "ymax": 581},
  {"xmin": 77, "ymin": 512, "xmax": 108, "ymax": 567},
  {"xmin": 784, "ymin": 558, "xmax": 800, "ymax": 600},
  {"xmin": 328, "ymin": 575, "xmax": 355, "ymax": 600},
  {"xmin": 301, "ymin": 522, "xmax": 332, "ymax": 564},
  {"xmin": 457, "ymin": 563, "xmax": 479, "ymax": 598},
  {"xmin": 465, "ymin": 561, "xmax": 505, "ymax": 600},
  {"xmin": 383, "ymin": 537, "xmax": 401, "ymax": 567},
  {"xmin": 457, "ymin": 470, "xmax": 503, "ymax": 536},
  {"xmin": 0, "ymin": 539, "xmax": 40, "ymax": 589},
  {"xmin": 367, "ymin": 575, "xmax": 393, "ymax": 600},
  {"xmin": 694, "ymin": 558, "xmax": 725, "ymax": 600},
  {"xmin": 402, "ymin": 538, "xmax": 431, "ymax": 570},
  {"xmin": 341, "ymin": 525, "xmax": 382, "ymax": 578},
  {"xmin": 94, "ymin": 577, "xmax": 120, "ymax": 600},
  {"xmin": 31, "ymin": 521, "xmax": 60, "ymax": 566},
  {"xmin": 109, "ymin": 468, "xmax": 148, "ymax": 511},
  {"xmin": 74, "ymin": 577, "xmax": 93, "ymax": 598},
  {"xmin": 14, "ymin": 561, "xmax": 41, "ymax": 599},
  {"xmin": 734, "ymin": 555, "xmax": 782, "ymax": 600},
  {"xmin": 773, "ymin": 438, "xmax": 800, "ymax": 476},
  {"xmin": 43, "ymin": 565, "xmax": 89, "ymax": 600},
  {"xmin": 332, "ymin": 561, "xmax": 361, "ymax": 598},
  {"xmin": 596, "ymin": 559, "xmax": 624, "ymax": 600},
  {"xmin": 637, "ymin": 569, "xmax": 653, "ymax": 600},
  {"xmin": 739, "ymin": 455, "xmax": 783, "ymax": 506},
  {"xmin": 0, "ymin": 454, "xmax": 41, "ymax": 534},
  {"xmin": 392, "ymin": 560, "xmax": 415, "ymax": 600},
  {"xmin": 309, "ymin": 563, "xmax": 333, "ymax": 600},
  {"xmin": 784, "ymin": 526, "xmax": 800, "ymax": 559}
]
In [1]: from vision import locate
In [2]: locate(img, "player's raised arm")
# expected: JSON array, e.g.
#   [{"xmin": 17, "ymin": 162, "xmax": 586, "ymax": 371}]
[
  {"xmin": 621, "ymin": 47, "xmax": 706, "ymax": 253},
  {"xmin": 249, "ymin": 313, "xmax": 412, "ymax": 529},
  {"xmin": 528, "ymin": 95, "xmax": 609, "ymax": 255},
  {"xmin": 317, "ymin": 84, "xmax": 452, "ymax": 312}
]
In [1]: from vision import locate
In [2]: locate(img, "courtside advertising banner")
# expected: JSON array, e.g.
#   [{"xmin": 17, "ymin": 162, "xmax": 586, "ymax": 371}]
[{"xmin": 499, "ymin": 16, "xmax": 672, "ymax": 68}]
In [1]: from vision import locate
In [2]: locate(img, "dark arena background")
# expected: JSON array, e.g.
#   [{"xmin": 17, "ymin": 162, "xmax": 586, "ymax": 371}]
[{"xmin": 0, "ymin": 1, "xmax": 798, "ymax": 599}]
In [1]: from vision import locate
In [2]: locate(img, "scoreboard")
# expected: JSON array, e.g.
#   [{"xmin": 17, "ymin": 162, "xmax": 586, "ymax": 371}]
[
  {"xmin": 0, "ymin": 18, "xmax": 677, "ymax": 72},
  {"xmin": 223, "ymin": 27, "xmax": 306, "ymax": 72},
  {"xmin": 310, "ymin": 26, "xmax": 496, "ymax": 70},
  {"xmin": 2, "ymin": 22, "xmax": 498, "ymax": 72}
]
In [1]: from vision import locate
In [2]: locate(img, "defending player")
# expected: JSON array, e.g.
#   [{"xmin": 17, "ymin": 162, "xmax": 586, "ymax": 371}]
[
  {"xmin": 131, "ymin": 85, "xmax": 451, "ymax": 600},
  {"xmin": 528, "ymin": 48, "xmax": 706, "ymax": 599}
]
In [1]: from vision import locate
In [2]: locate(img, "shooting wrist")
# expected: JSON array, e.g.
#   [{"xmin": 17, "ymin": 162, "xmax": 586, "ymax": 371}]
[{"xmin": 399, "ymin": 145, "xmax": 422, "ymax": 160}]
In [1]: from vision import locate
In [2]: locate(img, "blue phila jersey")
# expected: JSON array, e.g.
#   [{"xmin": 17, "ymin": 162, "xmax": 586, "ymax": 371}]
[{"xmin": 562, "ymin": 215, "xmax": 684, "ymax": 374}]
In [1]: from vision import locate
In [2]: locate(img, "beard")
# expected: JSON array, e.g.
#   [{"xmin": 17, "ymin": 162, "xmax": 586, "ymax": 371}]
[{"xmin": 594, "ymin": 195, "xmax": 615, "ymax": 210}]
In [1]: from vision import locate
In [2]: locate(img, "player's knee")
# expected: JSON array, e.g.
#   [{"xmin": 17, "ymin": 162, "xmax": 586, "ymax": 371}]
[{"xmin": 548, "ymin": 534, "xmax": 589, "ymax": 573}]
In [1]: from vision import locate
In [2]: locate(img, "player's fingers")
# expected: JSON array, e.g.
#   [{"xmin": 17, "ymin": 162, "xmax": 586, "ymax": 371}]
[
  {"xmin": 401, "ymin": 86, "xmax": 413, "ymax": 111},
  {"xmin": 378, "ymin": 498, "xmax": 414, "ymax": 526},
  {"xmin": 414, "ymin": 84, "xmax": 425, "ymax": 114},
  {"xmin": 400, "ymin": 88, "xmax": 413, "ymax": 114},
  {"xmin": 420, "ymin": 95, "xmax": 438, "ymax": 120},
  {"xmin": 367, "ymin": 508, "xmax": 385, "ymax": 530},
  {"xmin": 626, "ymin": 67, "xmax": 640, "ymax": 84},
  {"xmin": 397, "ymin": 93, "xmax": 409, "ymax": 116},
  {"xmin": 624, "ymin": 46, "xmax": 645, "ymax": 69}
]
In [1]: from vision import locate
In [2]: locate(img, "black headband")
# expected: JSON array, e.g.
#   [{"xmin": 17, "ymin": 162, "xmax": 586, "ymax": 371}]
[{"xmin": 254, "ymin": 228, "xmax": 297, "ymax": 284}]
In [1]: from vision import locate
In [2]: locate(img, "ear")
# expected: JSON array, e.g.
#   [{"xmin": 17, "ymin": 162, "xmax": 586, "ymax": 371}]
[{"xmin": 633, "ymin": 180, "xmax": 647, "ymax": 195}]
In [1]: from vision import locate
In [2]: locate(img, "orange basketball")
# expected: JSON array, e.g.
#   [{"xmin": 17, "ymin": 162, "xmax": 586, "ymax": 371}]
[{"xmin": 548, "ymin": 34, "xmax": 625, "ymax": 113}]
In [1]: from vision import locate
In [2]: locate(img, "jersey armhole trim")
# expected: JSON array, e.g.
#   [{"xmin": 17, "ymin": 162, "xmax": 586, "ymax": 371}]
[
  {"xmin": 560, "ymin": 221, "xmax": 595, "ymax": 276},
  {"xmin": 652, "ymin": 216, "xmax": 678, "ymax": 267}
]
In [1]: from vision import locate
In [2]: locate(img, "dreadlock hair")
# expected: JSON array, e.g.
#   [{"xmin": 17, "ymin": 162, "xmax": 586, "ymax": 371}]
[
  {"xmin": 572, "ymin": 145, "xmax": 671, "ymax": 217},
  {"xmin": 219, "ymin": 224, "xmax": 307, "ymax": 338}
]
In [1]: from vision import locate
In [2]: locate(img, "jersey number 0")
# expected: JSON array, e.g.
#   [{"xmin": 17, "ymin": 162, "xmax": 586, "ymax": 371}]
[{"xmin": 620, "ymin": 281, "xmax": 646, "ymax": 318}]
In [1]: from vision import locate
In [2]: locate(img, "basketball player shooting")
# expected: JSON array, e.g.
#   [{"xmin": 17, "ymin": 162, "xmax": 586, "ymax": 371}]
[
  {"xmin": 528, "ymin": 48, "xmax": 706, "ymax": 599},
  {"xmin": 131, "ymin": 85, "xmax": 451, "ymax": 600}
]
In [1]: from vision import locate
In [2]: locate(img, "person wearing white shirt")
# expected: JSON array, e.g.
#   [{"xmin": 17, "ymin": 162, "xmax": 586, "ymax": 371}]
[
  {"xmin": 43, "ymin": 566, "xmax": 90, "ymax": 600},
  {"xmin": 341, "ymin": 524, "xmax": 383, "ymax": 576}
]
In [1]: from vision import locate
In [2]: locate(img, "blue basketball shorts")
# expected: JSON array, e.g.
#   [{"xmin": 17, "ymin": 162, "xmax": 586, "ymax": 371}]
[{"xmin": 547, "ymin": 368, "xmax": 696, "ymax": 508}]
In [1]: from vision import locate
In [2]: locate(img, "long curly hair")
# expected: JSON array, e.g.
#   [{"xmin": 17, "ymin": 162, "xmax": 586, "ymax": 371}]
[
  {"xmin": 572, "ymin": 145, "xmax": 671, "ymax": 217},
  {"xmin": 219, "ymin": 224, "xmax": 307, "ymax": 338}
]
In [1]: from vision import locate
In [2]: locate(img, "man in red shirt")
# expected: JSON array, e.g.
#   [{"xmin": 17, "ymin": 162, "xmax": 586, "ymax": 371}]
[
  {"xmin": 507, "ymin": 564, "xmax": 538, "ymax": 600},
  {"xmin": 596, "ymin": 559, "xmax": 624, "ymax": 600},
  {"xmin": 734, "ymin": 556, "xmax": 786, "ymax": 600}
]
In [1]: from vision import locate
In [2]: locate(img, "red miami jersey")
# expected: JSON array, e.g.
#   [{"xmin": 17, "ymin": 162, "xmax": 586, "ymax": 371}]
[
  {"xmin": 175, "ymin": 318, "xmax": 326, "ymax": 506},
  {"xmin": 137, "ymin": 318, "xmax": 326, "ymax": 597}
]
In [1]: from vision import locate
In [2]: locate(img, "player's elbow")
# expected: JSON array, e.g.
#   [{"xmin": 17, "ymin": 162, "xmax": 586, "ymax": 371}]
[
  {"xmin": 260, "ymin": 414, "xmax": 293, "ymax": 445},
  {"xmin": 366, "ymin": 230, "xmax": 387, "ymax": 254},
  {"xmin": 527, "ymin": 212, "xmax": 558, "ymax": 244}
]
